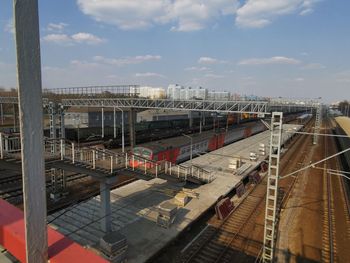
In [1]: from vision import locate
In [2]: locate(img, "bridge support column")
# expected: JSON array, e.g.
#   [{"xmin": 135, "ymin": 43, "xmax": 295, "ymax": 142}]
[
  {"xmin": 14, "ymin": 0, "xmax": 48, "ymax": 261},
  {"xmin": 100, "ymin": 181, "xmax": 111, "ymax": 233},
  {"xmin": 129, "ymin": 109, "xmax": 136, "ymax": 148}
]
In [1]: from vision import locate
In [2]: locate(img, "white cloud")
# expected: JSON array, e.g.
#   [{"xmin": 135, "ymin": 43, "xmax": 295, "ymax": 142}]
[
  {"xmin": 185, "ymin": 66, "xmax": 209, "ymax": 71},
  {"xmin": 42, "ymin": 34, "xmax": 73, "ymax": 45},
  {"xmin": 93, "ymin": 55, "xmax": 161, "ymax": 66},
  {"xmin": 236, "ymin": 0, "xmax": 322, "ymax": 28},
  {"xmin": 301, "ymin": 63, "xmax": 326, "ymax": 70},
  {"xmin": 71, "ymin": 32, "xmax": 105, "ymax": 44},
  {"xmin": 198, "ymin": 56, "xmax": 226, "ymax": 64},
  {"xmin": 335, "ymin": 70, "xmax": 350, "ymax": 83},
  {"xmin": 135, "ymin": 72, "xmax": 165, "ymax": 78},
  {"xmin": 238, "ymin": 56, "xmax": 301, "ymax": 65},
  {"xmin": 4, "ymin": 19, "xmax": 14, "ymax": 34},
  {"xmin": 77, "ymin": 0, "xmax": 239, "ymax": 31},
  {"xmin": 295, "ymin": 77, "xmax": 305, "ymax": 82},
  {"xmin": 42, "ymin": 32, "xmax": 105, "ymax": 45},
  {"xmin": 204, "ymin": 73, "xmax": 224, "ymax": 79},
  {"xmin": 47, "ymin": 22, "xmax": 68, "ymax": 32}
]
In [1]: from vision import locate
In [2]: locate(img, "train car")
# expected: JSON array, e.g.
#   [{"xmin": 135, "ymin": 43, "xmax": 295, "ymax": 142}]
[{"xmin": 130, "ymin": 121, "xmax": 266, "ymax": 166}]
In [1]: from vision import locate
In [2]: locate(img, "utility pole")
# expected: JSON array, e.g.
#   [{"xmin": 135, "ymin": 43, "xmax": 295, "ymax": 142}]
[
  {"xmin": 263, "ymin": 112, "xmax": 283, "ymax": 262},
  {"xmin": 13, "ymin": 0, "xmax": 48, "ymax": 262}
]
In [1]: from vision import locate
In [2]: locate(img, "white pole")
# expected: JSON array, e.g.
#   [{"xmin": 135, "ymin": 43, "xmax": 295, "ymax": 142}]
[
  {"xmin": 14, "ymin": 0, "xmax": 48, "ymax": 260},
  {"xmin": 110, "ymin": 156, "xmax": 113, "ymax": 173},
  {"xmin": 121, "ymin": 108, "xmax": 125, "ymax": 153},
  {"xmin": 92, "ymin": 150, "xmax": 96, "ymax": 169}
]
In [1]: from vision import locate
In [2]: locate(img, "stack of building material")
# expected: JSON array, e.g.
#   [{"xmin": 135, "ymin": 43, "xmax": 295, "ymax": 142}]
[
  {"xmin": 249, "ymin": 170, "xmax": 261, "ymax": 184},
  {"xmin": 215, "ymin": 198, "xmax": 234, "ymax": 220},
  {"xmin": 236, "ymin": 183, "xmax": 246, "ymax": 198},
  {"xmin": 182, "ymin": 188, "xmax": 200, "ymax": 199},
  {"xmin": 228, "ymin": 157, "xmax": 241, "ymax": 170},
  {"xmin": 259, "ymin": 143, "xmax": 266, "ymax": 156},
  {"xmin": 174, "ymin": 192, "xmax": 189, "ymax": 207},
  {"xmin": 99, "ymin": 231, "xmax": 128, "ymax": 263},
  {"xmin": 157, "ymin": 201, "xmax": 178, "ymax": 228},
  {"xmin": 236, "ymin": 163, "xmax": 252, "ymax": 175},
  {"xmin": 249, "ymin": 151, "xmax": 258, "ymax": 161}
]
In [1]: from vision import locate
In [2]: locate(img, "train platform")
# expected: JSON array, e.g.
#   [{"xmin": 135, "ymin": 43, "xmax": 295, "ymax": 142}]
[{"xmin": 48, "ymin": 124, "xmax": 302, "ymax": 263}]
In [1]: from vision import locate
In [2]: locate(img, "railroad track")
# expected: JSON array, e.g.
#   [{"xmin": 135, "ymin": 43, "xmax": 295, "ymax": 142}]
[
  {"xmin": 178, "ymin": 119, "xmax": 316, "ymax": 263},
  {"xmin": 322, "ymin": 119, "xmax": 337, "ymax": 263},
  {"xmin": 0, "ymin": 172, "xmax": 90, "ymax": 204},
  {"xmin": 179, "ymin": 181, "xmax": 267, "ymax": 263}
]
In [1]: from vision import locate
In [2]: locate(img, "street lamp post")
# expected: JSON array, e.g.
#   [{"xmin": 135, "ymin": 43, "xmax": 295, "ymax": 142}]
[{"xmin": 182, "ymin": 134, "xmax": 193, "ymax": 165}]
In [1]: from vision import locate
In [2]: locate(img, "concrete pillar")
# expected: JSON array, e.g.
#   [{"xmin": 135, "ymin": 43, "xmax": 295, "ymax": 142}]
[
  {"xmin": 128, "ymin": 109, "xmax": 136, "ymax": 148},
  {"xmin": 100, "ymin": 181, "xmax": 111, "ymax": 233},
  {"xmin": 13, "ymin": 0, "xmax": 48, "ymax": 261}
]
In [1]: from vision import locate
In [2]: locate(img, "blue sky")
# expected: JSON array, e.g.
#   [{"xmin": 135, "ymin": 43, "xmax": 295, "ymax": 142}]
[{"xmin": 0, "ymin": 0, "xmax": 349, "ymax": 102}]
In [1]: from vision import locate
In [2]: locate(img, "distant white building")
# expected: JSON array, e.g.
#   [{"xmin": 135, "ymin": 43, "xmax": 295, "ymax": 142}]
[
  {"xmin": 167, "ymin": 85, "xmax": 208, "ymax": 100},
  {"xmin": 194, "ymin": 87, "xmax": 208, "ymax": 100},
  {"xmin": 138, "ymin": 86, "xmax": 166, "ymax": 99},
  {"xmin": 167, "ymin": 84, "xmax": 183, "ymax": 100},
  {"xmin": 208, "ymin": 91, "xmax": 231, "ymax": 101}
]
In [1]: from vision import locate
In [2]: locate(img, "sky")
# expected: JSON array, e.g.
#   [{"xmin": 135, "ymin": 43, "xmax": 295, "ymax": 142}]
[{"xmin": 0, "ymin": 0, "xmax": 349, "ymax": 102}]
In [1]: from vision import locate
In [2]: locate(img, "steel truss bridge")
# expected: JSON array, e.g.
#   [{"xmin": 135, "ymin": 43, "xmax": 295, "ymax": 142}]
[{"xmin": 0, "ymin": 96, "xmax": 319, "ymax": 115}]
